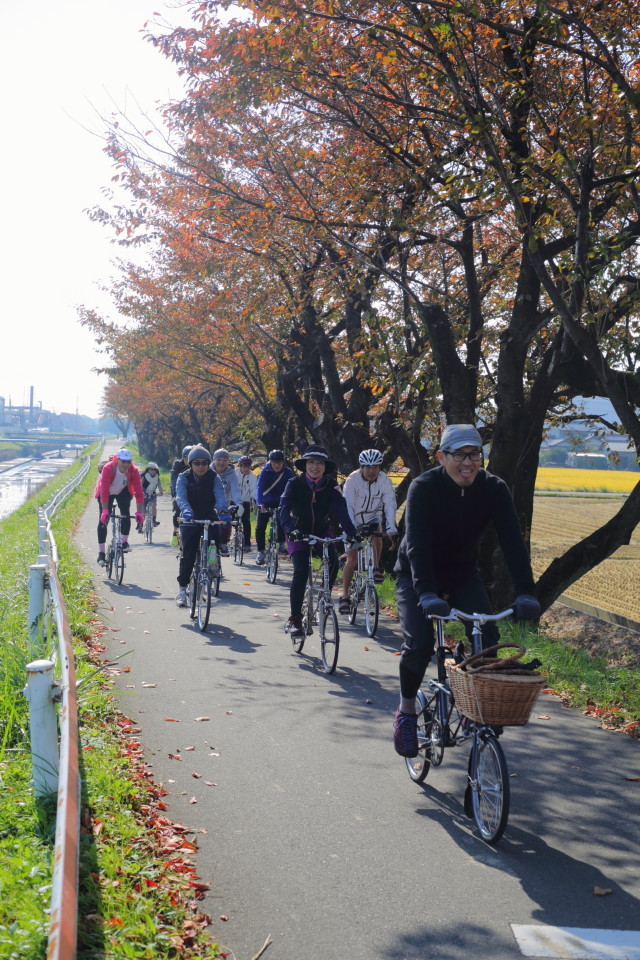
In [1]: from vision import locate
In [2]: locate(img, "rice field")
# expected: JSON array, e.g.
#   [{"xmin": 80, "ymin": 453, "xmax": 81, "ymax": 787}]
[
  {"xmin": 531, "ymin": 496, "xmax": 640, "ymax": 623},
  {"xmin": 536, "ymin": 467, "xmax": 639, "ymax": 493}
]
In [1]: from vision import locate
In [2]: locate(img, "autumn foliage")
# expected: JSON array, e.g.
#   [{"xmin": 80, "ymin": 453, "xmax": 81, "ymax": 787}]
[{"xmin": 81, "ymin": 0, "xmax": 640, "ymax": 610}]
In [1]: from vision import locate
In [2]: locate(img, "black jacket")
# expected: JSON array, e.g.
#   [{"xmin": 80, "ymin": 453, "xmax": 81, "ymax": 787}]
[
  {"xmin": 394, "ymin": 466, "xmax": 535, "ymax": 597},
  {"xmin": 279, "ymin": 474, "xmax": 357, "ymax": 540},
  {"xmin": 170, "ymin": 458, "xmax": 187, "ymax": 497}
]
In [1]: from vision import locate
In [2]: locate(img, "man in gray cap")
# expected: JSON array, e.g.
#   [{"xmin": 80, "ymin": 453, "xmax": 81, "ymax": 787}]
[{"xmin": 392, "ymin": 423, "xmax": 540, "ymax": 758}]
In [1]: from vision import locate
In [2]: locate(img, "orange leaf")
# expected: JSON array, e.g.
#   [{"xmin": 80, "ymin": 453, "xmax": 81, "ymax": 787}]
[{"xmin": 164, "ymin": 718, "xmax": 180, "ymax": 722}]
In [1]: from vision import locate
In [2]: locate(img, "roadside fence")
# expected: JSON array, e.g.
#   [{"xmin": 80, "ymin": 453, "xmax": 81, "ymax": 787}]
[{"xmin": 23, "ymin": 455, "xmax": 92, "ymax": 960}]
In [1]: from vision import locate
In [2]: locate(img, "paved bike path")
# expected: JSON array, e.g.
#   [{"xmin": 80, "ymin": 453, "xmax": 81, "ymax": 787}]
[{"xmin": 76, "ymin": 467, "xmax": 640, "ymax": 960}]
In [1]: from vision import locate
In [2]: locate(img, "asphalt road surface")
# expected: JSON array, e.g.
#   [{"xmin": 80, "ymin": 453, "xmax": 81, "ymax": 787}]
[{"xmin": 76, "ymin": 460, "xmax": 640, "ymax": 960}]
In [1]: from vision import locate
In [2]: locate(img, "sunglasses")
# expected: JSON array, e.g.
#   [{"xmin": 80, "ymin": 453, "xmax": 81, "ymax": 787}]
[{"xmin": 191, "ymin": 459, "xmax": 210, "ymax": 466}]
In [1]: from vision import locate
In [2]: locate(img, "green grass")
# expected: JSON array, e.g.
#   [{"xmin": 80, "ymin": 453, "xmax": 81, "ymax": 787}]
[{"xmin": 0, "ymin": 448, "xmax": 222, "ymax": 959}]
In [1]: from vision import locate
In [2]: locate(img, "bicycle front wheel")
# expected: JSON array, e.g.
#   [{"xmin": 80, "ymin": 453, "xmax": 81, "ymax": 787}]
[
  {"xmin": 144, "ymin": 516, "xmax": 153, "ymax": 544},
  {"xmin": 319, "ymin": 601, "xmax": 340, "ymax": 674},
  {"xmin": 347, "ymin": 578, "xmax": 359, "ymax": 625},
  {"xmin": 266, "ymin": 545, "xmax": 278, "ymax": 584},
  {"xmin": 115, "ymin": 546, "xmax": 125, "ymax": 585},
  {"xmin": 406, "ymin": 690, "xmax": 432, "ymax": 783},
  {"xmin": 469, "ymin": 734, "xmax": 510, "ymax": 844},
  {"xmin": 363, "ymin": 584, "xmax": 379, "ymax": 637},
  {"xmin": 105, "ymin": 546, "xmax": 113, "ymax": 579},
  {"xmin": 197, "ymin": 573, "xmax": 212, "ymax": 631},
  {"xmin": 189, "ymin": 571, "xmax": 198, "ymax": 619},
  {"xmin": 233, "ymin": 528, "xmax": 244, "ymax": 564}
]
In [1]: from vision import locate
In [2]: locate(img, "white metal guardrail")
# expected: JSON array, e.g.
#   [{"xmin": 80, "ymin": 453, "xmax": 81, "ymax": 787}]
[{"xmin": 23, "ymin": 455, "xmax": 92, "ymax": 960}]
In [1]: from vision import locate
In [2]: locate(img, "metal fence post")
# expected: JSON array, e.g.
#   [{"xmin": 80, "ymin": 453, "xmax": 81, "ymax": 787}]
[
  {"xmin": 23, "ymin": 659, "xmax": 59, "ymax": 797},
  {"xmin": 28, "ymin": 562, "xmax": 49, "ymax": 655}
]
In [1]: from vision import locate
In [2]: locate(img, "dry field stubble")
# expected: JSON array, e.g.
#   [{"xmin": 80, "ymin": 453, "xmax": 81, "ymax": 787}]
[{"xmin": 531, "ymin": 495, "xmax": 640, "ymax": 624}]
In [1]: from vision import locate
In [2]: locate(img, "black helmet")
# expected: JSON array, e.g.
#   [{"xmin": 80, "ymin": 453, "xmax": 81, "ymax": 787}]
[{"xmin": 268, "ymin": 449, "xmax": 285, "ymax": 461}]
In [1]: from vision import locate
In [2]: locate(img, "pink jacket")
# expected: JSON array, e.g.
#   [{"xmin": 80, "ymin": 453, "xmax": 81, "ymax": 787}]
[{"xmin": 96, "ymin": 456, "xmax": 144, "ymax": 507}]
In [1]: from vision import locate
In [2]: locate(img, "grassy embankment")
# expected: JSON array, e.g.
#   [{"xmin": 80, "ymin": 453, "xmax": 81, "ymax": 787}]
[{"xmin": 0, "ymin": 449, "xmax": 222, "ymax": 959}]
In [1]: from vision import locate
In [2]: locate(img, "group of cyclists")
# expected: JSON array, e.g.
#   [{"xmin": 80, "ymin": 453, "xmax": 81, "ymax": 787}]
[{"xmin": 95, "ymin": 424, "xmax": 541, "ymax": 757}]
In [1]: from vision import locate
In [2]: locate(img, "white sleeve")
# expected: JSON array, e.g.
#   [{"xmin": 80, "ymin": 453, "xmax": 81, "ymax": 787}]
[{"xmin": 382, "ymin": 475, "xmax": 398, "ymax": 534}]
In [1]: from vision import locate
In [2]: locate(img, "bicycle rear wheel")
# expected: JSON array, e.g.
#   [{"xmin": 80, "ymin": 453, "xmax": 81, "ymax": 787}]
[
  {"xmin": 266, "ymin": 543, "xmax": 278, "ymax": 583},
  {"xmin": 213, "ymin": 559, "xmax": 221, "ymax": 596},
  {"xmin": 115, "ymin": 546, "xmax": 125, "ymax": 585},
  {"xmin": 197, "ymin": 573, "xmax": 212, "ymax": 631},
  {"xmin": 363, "ymin": 583, "xmax": 379, "ymax": 637},
  {"xmin": 405, "ymin": 690, "xmax": 432, "ymax": 783},
  {"xmin": 319, "ymin": 601, "xmax": 340, "ymax": 674},
  {"xmin": 469, "ymin": 734, "xmax": 510, "ymax": 843}
]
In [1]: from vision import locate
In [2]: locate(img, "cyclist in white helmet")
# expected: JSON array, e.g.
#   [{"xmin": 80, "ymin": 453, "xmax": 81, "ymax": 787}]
[{"xmin": 338, "ymin": 449, "xmax": 398, "ymax": 614}]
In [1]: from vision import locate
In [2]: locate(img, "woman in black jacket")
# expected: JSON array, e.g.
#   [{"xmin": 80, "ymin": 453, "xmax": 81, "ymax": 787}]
[{"xmin": 279, "ymin": 445, "xmax": 357, "ymax": 640}]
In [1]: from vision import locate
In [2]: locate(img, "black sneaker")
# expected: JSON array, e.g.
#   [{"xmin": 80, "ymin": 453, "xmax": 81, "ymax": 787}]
[
  {"xmin": 121, "ymin": 543, "xmax": 131, "ymax": 553},
  {"xmin": 393, "ymin": 710, "xmax": 419, "ymax": 758},
  {"xmin": 285, "ymin": 616, "xmax": 304, "ymax": 639},
  {"xmin": 97, "ymin": 554, "xmax": 105, "ymax": 567}
]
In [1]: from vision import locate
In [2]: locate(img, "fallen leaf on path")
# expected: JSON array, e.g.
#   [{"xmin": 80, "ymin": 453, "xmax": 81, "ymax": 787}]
[
  {"xmin": 225, "ymin": 711, "xmax": 233, "ymax": 715},
  {"xmin": 624, "ymin": 777, "xmax": 640, "ymax": 781},
  {"xmin": 189, "ymin": 797, "xmax": 197, "ymax": 804},
  {"xmin": 123, "ymin": 667, "xmax": 131, "ymax": 673},
  {"xmin": 593, "ymin": 886, "xmax": 612, "ymax": 896},
  {"xmin": 142, "ymin": 683, "xmax": 157, "ymax": 688},
  {"xmin": 194, "ymin": 716, "xmax": 210, "ymax": 722},
  {"xmin": 144, "ymin": 630, "xmax": 151, "ymax": 634},
  {"xmin": 164, "ymin": 718, "xmax": 180, "ymax": 722},
  {"xmin": 536, "ymin": 715, "xmax": 550, "ymax": 720},
  {"xmin": 209, "ymin": 752, "xmax": 220, "ymax": 757},
  {"xmin": 204, "ymin": 782, "xmax": 217, "ymax": 787},
  {"xmin": 220, "ymin": 915, "xmax": 228, "ymax": 921},
  {"xmin": 126, "ymin": 685, "xmax": 135, "ymax": 689},
  {"xmin": 365, "ymin": 699, "xmax": 372, "ymax": 704},
  {"xmin": 191, "ymin": 773, "xmax": 201, "ymax": 779},
  {"xmin": 363, "ymin": 646, "xmax": 369, "ymax": 651},
  {"xmin": 168, "ymin": 753, "xmax": 182, "ymax": 761},
  {"xmin": 184, "ymin": 746, "xmax": 196, "ymax": 751}
]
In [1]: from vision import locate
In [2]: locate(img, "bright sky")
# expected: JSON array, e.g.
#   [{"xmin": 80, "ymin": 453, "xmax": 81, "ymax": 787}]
[{"xmin": 0, "ymin": 0, "xmax": 192, "ymax": 418}]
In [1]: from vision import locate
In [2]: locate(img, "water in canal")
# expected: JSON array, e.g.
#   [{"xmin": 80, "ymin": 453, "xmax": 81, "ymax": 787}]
[{"xmin": 0, "ymin": 456, "xmax": 80, "ymax": 521}]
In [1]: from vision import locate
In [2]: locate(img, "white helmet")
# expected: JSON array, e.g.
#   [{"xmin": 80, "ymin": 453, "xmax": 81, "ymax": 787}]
[{"xmin": 359, "ymin": 449, "xmax": 383, "ymax": 466}]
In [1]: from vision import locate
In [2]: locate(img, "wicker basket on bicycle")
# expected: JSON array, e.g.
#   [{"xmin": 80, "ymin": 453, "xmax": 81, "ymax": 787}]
[{"xmin": 447, "ymin": 643, "xmax": 545, "ymax": 726}]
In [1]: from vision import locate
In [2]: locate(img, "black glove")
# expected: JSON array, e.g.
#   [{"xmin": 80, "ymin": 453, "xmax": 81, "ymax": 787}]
[
  {"xmin": 513, "ymin": 595, "xmax": 541, "ymax": 621},
  {"xmin": 418, "ymin": 592, "xmax": 451, "ymax": 618}
]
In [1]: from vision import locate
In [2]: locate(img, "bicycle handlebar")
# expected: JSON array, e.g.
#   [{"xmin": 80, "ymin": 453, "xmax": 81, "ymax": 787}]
[
  {"xmin": 177, "ymin": 518, "xmax": 225, "ymax": 525},
  {"xmin": 298, "ymin": 533, "xmax": 348, "ymax": 545},
  {"xmin": 429, "ymin": 607, "xmax": 514, "ymax": 623}
]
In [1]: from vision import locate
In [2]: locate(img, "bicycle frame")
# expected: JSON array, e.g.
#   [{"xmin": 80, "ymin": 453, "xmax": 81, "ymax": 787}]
[
  {"xmin": 291, "ymin": 534, "xmax": 345, "ymax": 673},
  {"xmin": 104, "ymin": 509, "xmax": 136, "ymax": 585},
  {"xmin": 347, "ymin": 533, "xmax": 381, "ymax": 637},
  {"xmin": 179, "ymin": 518, "xmax": 223, "ymax": 630}
]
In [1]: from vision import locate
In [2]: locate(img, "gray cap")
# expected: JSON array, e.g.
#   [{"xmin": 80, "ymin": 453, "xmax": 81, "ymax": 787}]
[
  {"xmin": 440, "ymin": 424, "xmax": 482, "ymax": 451},
  {"xmin": 188, "ymin": 445, "xmax": 212, "ymax": 464}
]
